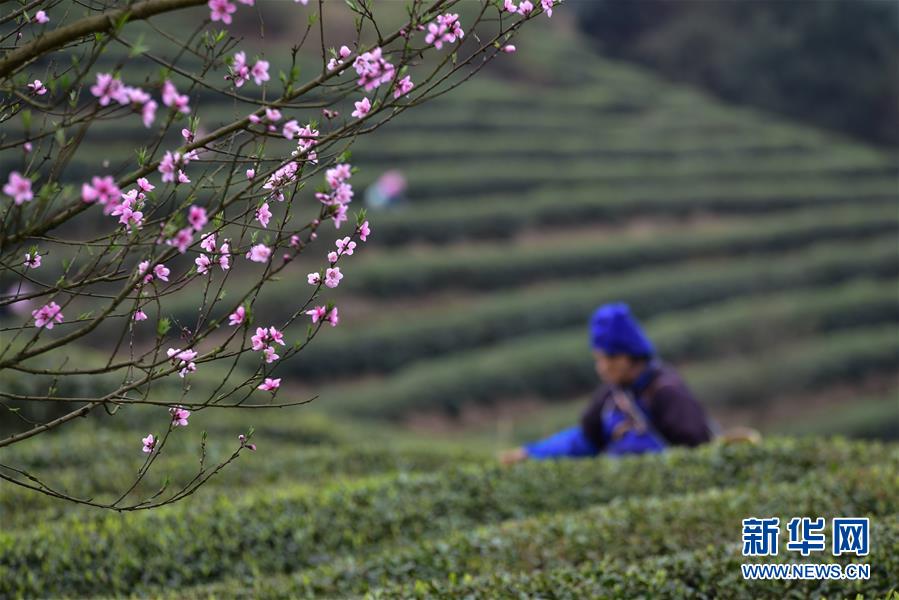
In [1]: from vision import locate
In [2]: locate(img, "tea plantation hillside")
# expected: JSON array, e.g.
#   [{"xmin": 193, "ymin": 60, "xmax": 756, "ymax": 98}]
[
  {"xmin": 1, "ymin": 430, "xmax": 898, "ymax": 598},
  {"xmin": 281, "ymin": 17, "xmax": 899, "ymax": 436},
  {"xmin": 1, "ymin": 5, "xmax": 898, "ymax": 599},
  {"xmin": 2, "ymin": 4, "xmax": 895, "ymax": 433}
]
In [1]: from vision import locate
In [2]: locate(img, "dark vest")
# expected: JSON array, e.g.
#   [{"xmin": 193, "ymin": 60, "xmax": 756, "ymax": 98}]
[{"xmin": 580, "ymin": 361, "xmax": 716, "ymax": 451}]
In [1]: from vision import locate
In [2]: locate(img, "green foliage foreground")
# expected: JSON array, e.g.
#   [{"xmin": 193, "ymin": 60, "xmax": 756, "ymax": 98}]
[{"xmin": 1, "ymin": 438, "xmax": 896, "ymax": 598}]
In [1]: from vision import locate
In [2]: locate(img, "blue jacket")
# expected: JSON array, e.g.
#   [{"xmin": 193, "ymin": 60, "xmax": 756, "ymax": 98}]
[{"xmin": 524, "ymin": 362, "xmax": 714, "ymax": 460}]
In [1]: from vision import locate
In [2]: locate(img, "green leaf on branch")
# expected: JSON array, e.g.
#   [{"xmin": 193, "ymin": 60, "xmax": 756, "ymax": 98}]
[
  {"xmin": 129, "ymin": 33, "xmax": 149, "ymax": 58},
  {"xmin": 157, "ymin": 317, "xmax": 171, "ymax": 337}
]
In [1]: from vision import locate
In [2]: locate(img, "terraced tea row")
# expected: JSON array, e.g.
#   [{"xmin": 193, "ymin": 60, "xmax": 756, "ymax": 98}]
[
  {"xmin": 164, "ymin": 461, "xmax": 899, "ymax": 599},
  {"xmin": 0, "ymin": 438, "xmax": 883, "ymax": 597},
  {"xmin": 291, "ymin": 237, "xmax": 897, "ymax": 378},
  {"xmin": 367, "ymin": 178, "xmax": 897, "ymax": 245},
  {"xmin": 323, "ymin": 324, "xmax": 899, "ymax": 419},
  {"xmin": 341, "ymin": 204, "xmax": 897, "ymax": 297}
]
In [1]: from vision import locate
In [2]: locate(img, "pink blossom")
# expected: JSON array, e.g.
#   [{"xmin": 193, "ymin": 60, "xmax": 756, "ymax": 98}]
[
  {"xmin": 4, "ymin": 172, "xmax": 33, "ymax": 205},
  {"xmin": 90, "ymin": 73, "xmax": 127, "ymax": 106},
  {"xmin": 541, "ymin": 0, "xmax": 554, "ymax": 17},
  {"xmin": 246, "ymin": 168, "xmax": 255, "ymax": 179},
  {"xmin": 200, "ymin": 233, "xmax": 217, "ymax": 253},
  {"xmin": 228, "ymin": 305, "xmax": 245, "ymax": 326},
  {"xmin": 166, "ymin": 227, "xmax": 193, "ymax": 254},
  {"xmin": 169, "ymin": 405, "xmax": 191, "ymax": 427},
  {"xmin": 295, "ymin": 0, "xmax": 309, "ymax": 5},
  {"xmin": 167, "ymin": 347, "xmax": 198, "ymax": 377},
  {"xmin": 158, "ymin": 152, "xmax": 178, "ymax": 183},
  {"xmin": 188, "ymin": 205, "xmax": 208, "ymax": 231},
  {"xmin": 181, "ymin": 128, "xmax": 194, "ymax": 143},
  {"xmin": 251, "ymin": 60, "xmax": 270, "ymax": 85},
  {"xmin": 324, "ymin": 267, "xmax": 343, "ymax": 288},
  {"xmin": 24, "ymin": 252, "xmax": 41, "ymax": 269},
  {"xmin": 306, "ymin": 305, "xmax": 338, "ymax": 327},
  {"xmin": 137, "ymin": 177, "xmax": 155, "ymax": 193},
  {"xmin": 282, "ymin": 120, "xmax": 301, "ymax": 140},
  {"xmin": 357, "ymin": 220, "xmax": 370, "ymax": 241},
  {"xmin": 263, "ymin": 161, "xmax": 300, "ymax": 201},
  {"xmin": 352, "ymin": 97, "xmax": 371, "ymax": 119},
  {"xmin": 264, "ymin": 107, "xmax": 281, "ymax": 123},
  {"xmin": 219, "ymin": 241, "xmax": 231, "ymax": 271},
  {"xmin": 291, "ymin": 124, "xmax": 319, "ymax": 163},
  {"xmin": 238, "ymin": 433, "xmax": 256, "ymax": 451},
  {"xmin": 352, "ymin": 47, "xmax": 396, "ymax": 92},
  {"xmin": 327, "ymin": 251, "xmax": 338, "ymax": 264},
  {"xmin": 317, "ymin": 163, "xmax": 354, "ymax": 215},
  {"xmin": 268, "ymin": 326, "xmax": 285, "ymax": 346},
  {"xmin": 502, "ymin": 44, "xmax": 517, "ymax": 53},
  {"xmin": 167, "ymin": 347, "xmax": 197, "ymax": 363},
  {"xmin": 305, "ymin": 306, "xmax": 327, "ymax": 323},
  {"xmin": 289, "ymin": 235, "xmax": 301, "ymax": 248},
  {"xmin": 251, "ymin": 327, "xmax": 268, "ymax": 351},
  {"xmin": 33, "ymin": 10, "xmax": 49, "ymax": 24},
  {"xmin": 134, "ymin": 309, "xmax": 148, "ymax": 321},
  {"xmin": 331, "ymin": 203, "xmax": 348, "ymax": 229},
  {"xmin": 28, "ymin": 80, "xmax": 47, "ymax": 95},
  {"xmin": 137, "ymin": 261, "xmax": 152, "ymax": 283},
  {"xmin": 228, "ymin": 51, "xmax": 250, "ymax": 87},
  {"xmin": 167, "ymin": 347, "xmax": 198, "ymax": 363},
  {"xmin": 307, "ymin": 272, "xmax": 321, "ymax": 285},
  {"xmin": 326, "ymin": 164, "xmax": 352, "ymax": 189},
  {"xmin": 110, "ymin": 191, "xmax": 143, "ymax": 230},
  {"xmin": 179, "ymin": 363, "xmax": 197, "ymax": 377},
  {"xmin": 256, "ymin": 202, "xmax": 272, "ymax": 228},
  {"xmin": 258, "ymin": 377, "xmax": 281, "ymax": 392},
  {"xmin": 195, "ymin": 254, "xmax": 212, "ymax": 274},
  {"xmin": 81, "ymin": 175, "xmax": 120, "ymax": 210},
  {"xmin": 518, "ymin": 0, "xmax": 534, "ymax": 15},
  {"xmin": 504, "ymin": 0, "xmax": 517, "ymax": 12},
  {"xmin": 23, "ymin": 142, "xmax": 32, "ymax": 153},
  {"xmin": 262, "ymin": 346, "xmax": 279, "ymax": 363},
  {"xmin": 162, "ymin": 80, "xmax": 190, "ymax": 114},
  {"xmin": 425, "ymin": 13, "xmax": 464, "ymax": 50},
  {"xmin": 32, "ymin": 301, "xmax": 63, "ymax": 329},
  {"xmin": 141, "ymin": 100, "xmax": 158, "ymax": 127},
  {"xmin": 250, "ymin": 324, "xmax": 283, "ymax": 363},
  {"xmin": 124, "ymin": 87, "xmax": 155, "ymax": 128},
  {"xmin": 246, "ymin": 244, "xmax": 271, "ymax": 263},
  {"xmin": 322, "ymin": 108, "xmax": 339, "ymax": 119},
  {"xmin": 153, "ymin": 264, "xmax": 171, "ymax": 282},
  {"xmin": 177, "ymin": 170, "xmax": 190, "ymax": 184},
  {"xmin": 335, "ymin": 236, "xmax": 356, "ymax": 256},
  {"xmin": 394, "ymin": 75, "xmax": 414, "ymax": 98},
  {"xmin": 208, "ymin": 0, "xmax": 237, "ymax": 25},
  {"xmin": 142, "ymin": 434, "xmax": 156, "ymax": 453}
]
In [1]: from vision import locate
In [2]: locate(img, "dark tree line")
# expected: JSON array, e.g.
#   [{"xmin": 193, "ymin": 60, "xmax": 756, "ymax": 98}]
[{"xmin": 574, "ymin": 0, "xmax": 899, "ymax": 148}]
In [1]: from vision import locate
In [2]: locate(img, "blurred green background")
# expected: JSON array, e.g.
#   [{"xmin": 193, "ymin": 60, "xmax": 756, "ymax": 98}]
[{"xmin": 2, "ymin": 0, "xmax": 897, "ymax": 449}]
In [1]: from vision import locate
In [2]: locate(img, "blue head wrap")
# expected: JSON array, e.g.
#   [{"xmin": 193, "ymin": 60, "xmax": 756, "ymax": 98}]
[{"xmin": 589, "ymin": 302, "xmax": 655, "ymax": 358}]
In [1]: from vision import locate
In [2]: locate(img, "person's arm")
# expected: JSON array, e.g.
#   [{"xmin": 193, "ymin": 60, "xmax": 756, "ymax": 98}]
[
  {"xmin": 522, "ymin": 424, "xmax": 599, "ymax": 460},
  {"xmin": 649, "ymin": 384, "xmax": 714, "ymax": 447},
  {"xmin": 499, "ymin": 388, "xmax": 608, "ymax": 465}
]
